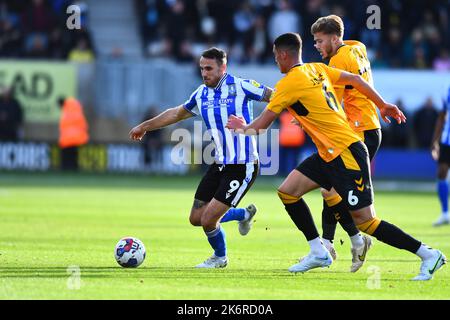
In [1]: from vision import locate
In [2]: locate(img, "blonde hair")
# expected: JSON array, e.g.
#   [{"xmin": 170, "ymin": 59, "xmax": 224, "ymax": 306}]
[{"xmin": 311, "ymin": 15, "xmax": 344, "ymax": 38}]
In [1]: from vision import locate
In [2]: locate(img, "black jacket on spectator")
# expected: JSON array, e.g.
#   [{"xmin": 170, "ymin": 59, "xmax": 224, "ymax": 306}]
[
  {"xmin": 0, "ymin": 95, "xmax": 23, "ymax": 141},
  {"xmin": 413, "ymin": 102, "xmax": 439, "ymax": 148}
]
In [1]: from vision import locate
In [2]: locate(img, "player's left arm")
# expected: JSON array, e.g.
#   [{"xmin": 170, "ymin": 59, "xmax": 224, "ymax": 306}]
[
  {"xmin": 241, "ymin": 79, "xmax": 273, "ymax": 103},
  {"xmin": 226, "ymin": 108, "xmax": 278, "ymax": 135},
  {"xmin": 334, "ymin": 71, "xmax": 406, "ymax": 124}
]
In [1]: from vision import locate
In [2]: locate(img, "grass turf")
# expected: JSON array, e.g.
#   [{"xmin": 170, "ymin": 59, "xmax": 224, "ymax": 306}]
[{"xmin": 0, "ymin": 172, "xmax": 449, "ymax": 299}]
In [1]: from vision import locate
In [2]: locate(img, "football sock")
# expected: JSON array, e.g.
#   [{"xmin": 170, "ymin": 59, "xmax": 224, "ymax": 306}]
[
  {"xmin": 416, "ymin": 244, "xmax": 434, "ymax": 260},
  {"xmin": 322, "ymin": 195, "xmax": 360, "ymax": 240},
  {"xmin": 308, "ymin": 237, "xmax": 328, "ymax": 256},
  {"xmin": 278, "ymin": 191, "xmax": 319, "ymax": 241},
  {"xmin": 205, "ymin": 225, "xmax": 227, "ymax": 257},
  {"xmin": 220, "ymin": 208, "xmax": 246, "ymax": 222},
  {"xmin": 322, "ymin": 238, "xmax": 333, "ymax": 247},
  {"xmin": 350, "ymin": 233, "xmax": 365, "ymax": 248},
  {"xmin": 437, "ymin": 180, "xmax": 448, "ymax": 214},
  {"xmin": 321, "ymin": 199, "xmax": 337, "ymax": 241},
  {"xmin": 358, "ymin": 218, "xmax": 421, "ymax": 253}
]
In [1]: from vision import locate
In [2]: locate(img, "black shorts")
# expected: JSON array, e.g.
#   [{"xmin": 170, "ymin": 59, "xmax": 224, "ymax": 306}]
[
  {"xmin": 361, "ymin": 128, "xmax": 382, "ymax": 161},
  {"xmin": 438, "ymin": 144, "xmax": 450, "ymax": 164},
  {"xmin": 195, "ymin": 162, "xmax": 259, "ymax": 207},
  {"xmin": 297, "ymin": 141, "xmax": 373, "ymax": 210}
]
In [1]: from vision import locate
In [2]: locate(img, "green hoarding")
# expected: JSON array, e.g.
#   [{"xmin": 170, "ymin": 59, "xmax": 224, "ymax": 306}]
[{"xmin": 0, "ymin": 60, "xmax": 76, "ymax": 122}]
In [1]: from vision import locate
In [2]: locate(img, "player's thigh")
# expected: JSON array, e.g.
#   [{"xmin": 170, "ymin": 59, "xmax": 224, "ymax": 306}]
[
  {"xmin": 190, "ymin": 164, "xmax": 221, "ymax": 224},
  {"xmin": 437, "ymin": 163, "xmax": 450, "ymax": 180},
  {"xmin": 214, "ymin": 162, "xmax": 259, "ymax": 208},
  {"xmin": 320, "ymin": 187, "xmax": 339, "ymax": 199},
  {"xmin": 189, "ymin": 199, "xmax": 209, "ymax": 226},
  {"xmin": 438, "ymin": 144, "xmax": 450, "ymax": 179},
  {"xmin": 326, "ymin": 141, "xmax": 374, "ymax": 211},
  {"xmin": 363, "ymin": 129, "xmax": 382, "ymax": 162},
  {"xmin": 279, "ymin": 154, "xmax": 324, "ymax": 197},
  {"xmin": 349, "ymin": 204, "xmax": 377, "ymax": 225}
]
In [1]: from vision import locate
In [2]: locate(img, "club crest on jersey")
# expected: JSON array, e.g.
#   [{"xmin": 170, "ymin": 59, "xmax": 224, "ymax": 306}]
[
  {"xmin": 228, "ymin": 84, "xmax": 237, "ymax": 96},
  {"xmin": 201, "ymin": 87, "xmax": 209, "ymax": 98}
]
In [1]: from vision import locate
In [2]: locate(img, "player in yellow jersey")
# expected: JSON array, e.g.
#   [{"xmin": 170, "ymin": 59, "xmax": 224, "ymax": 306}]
[
  {"xmin": 227, "ymin": 33, "xmax": 446, "ymax": 280},
  {"xmin": 310, "ymin": 15, "xmax": 381, "ymax": 272}
]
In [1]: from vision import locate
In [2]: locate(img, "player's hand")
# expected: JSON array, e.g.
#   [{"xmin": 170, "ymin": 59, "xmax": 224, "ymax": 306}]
[
  {"xmin": 431, "ymin": 141, "xmax": 440, "ymax": 161},
  {"xmin": 379, "ymin": 103, "xmax": 407, "ymax": 124},
  {"xmin": 129, "ymin": 125, "xmax": 146, "ymax": 141},
  {"xmin": 226, "ymin": 115, "xmax": 247, "ymax": 131}
]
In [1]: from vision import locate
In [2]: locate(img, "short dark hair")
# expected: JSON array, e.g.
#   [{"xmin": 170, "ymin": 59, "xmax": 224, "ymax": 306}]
[
  {"xmin": 201, "ymin": 47, "xmax": 227, "ymax": 66},
  {"xmin": 311, "ymin": 15, "xmax": 344, "ymax": 38},
  {"xmin": 273, "ymin": 33, "xmax": 302, "ymax": 55}
]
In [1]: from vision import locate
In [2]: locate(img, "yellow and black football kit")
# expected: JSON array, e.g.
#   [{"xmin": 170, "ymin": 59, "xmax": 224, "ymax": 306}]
[
  {"xmin": 330, "ymin": 40, "xmax": 381, "ymax": 160},
  {"xmin": 267, "ymin": 63, "xmax": 373, "ymax": 210}
]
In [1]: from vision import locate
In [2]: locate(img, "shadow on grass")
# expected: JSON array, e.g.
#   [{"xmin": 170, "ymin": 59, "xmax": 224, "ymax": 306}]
[{"xmin": 0, "ymin": 265, "xmax": 419, "ymax": 282}]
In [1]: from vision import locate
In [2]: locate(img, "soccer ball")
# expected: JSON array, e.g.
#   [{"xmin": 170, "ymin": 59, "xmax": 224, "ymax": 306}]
[{"xmin": 114, "ymin": 237, "xmax": 146, "ymax": 268}]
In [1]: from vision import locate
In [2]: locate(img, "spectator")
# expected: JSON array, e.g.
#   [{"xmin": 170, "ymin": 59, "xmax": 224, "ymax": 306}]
[
  {"xmin": 413, "ymin": 97, "xmax": 439, "ymax": 148},
  {"xmin": 0, "ymin": 16, "xmax": 23, "ymax": 57},
  {"xmin": 140, "ymin": 107, "xmax": 163, "ymax": 170},
  {"xmin": 0, "ymin": 87, "xmax": 24, "ymax": 142},
  {"xmin": 58, "ymin": 96, "xmax": 89, "ymax": 171},
  {"xmin": 387, "ymin": 99, "xmax": 410, "ymax": 148},
  {"xmin": 268, "ymin": 0, "xmax": 301, "ymax": 44},
  {"xmin": 433, "ymin": 49, "xmax": 450, "ymax": 71},
  {"xmin": 68, "ymin": 37, "xmax": 94, "ymax": 62}
]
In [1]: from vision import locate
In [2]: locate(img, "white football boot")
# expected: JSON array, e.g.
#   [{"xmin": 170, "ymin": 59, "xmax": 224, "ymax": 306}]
[
  {"xmin": 238, "ymin": 204, "xmax": 257, "ymax": 236},
  {"xmin": 195, "ymin": 255, "xmax": 228, "ymax": 268},
  {"xmin": 433, "ymin": 215, "xmax": 450, "ymax": 227},
  {"xmin": 350, "ymin": 234, "xmax": 372, "ymax": 273},
  {"xmin": 288, "ymin": 251, "xmax": 333, "ymax": 273},
  {"xmin": 412, "ymin": 249, "xmax": 447, "ymax": 281}
]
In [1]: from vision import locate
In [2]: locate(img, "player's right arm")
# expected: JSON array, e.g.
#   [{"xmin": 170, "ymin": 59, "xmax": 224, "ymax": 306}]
[
  {"xmin": 323, "ymin": 64, "xmax": 406, "ymax": 124},
  {"xmin": 129, "ymin": 105, "xmax": 193, "ymax": 141}
]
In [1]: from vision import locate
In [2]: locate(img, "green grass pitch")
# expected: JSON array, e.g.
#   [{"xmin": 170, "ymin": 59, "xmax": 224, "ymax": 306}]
[{"xmin": 1, "ymin": 172, "xmax": 449, "ymax": 299}]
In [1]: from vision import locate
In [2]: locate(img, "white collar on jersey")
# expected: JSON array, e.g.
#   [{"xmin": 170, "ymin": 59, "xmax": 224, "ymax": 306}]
[{"xmin": 214, "ymin": 73, "xmax": 228, "ymax": 90}]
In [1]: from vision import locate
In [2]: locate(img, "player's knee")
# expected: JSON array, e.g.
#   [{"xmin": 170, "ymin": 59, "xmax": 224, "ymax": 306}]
[
  {"xmin": 320, "ymin": 188, "xmax": 334, "ymax": 198},
  {"xmin": 189, "ymin": 211, "xmax": 203, "ymax": 226}
]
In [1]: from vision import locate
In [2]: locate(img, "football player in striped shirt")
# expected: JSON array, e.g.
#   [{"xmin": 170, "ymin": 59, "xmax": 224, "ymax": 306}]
[
  {"xmin": 227, "ymin": 33, "xmax": 446, "ymax": 280},
  {"xmin": 130, "ymin": 47, "xmax": 273, "ymax": 268},
  {"xmin": 431, "ymin": 83, "xmax": 450, "ymax": 226}
]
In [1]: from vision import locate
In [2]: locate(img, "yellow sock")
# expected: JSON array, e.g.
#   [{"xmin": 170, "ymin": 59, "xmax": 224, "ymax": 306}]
[
  {"xmin": 324, "ymin": 194, "xmax": 342, "ymax": 207},
  {"xmin": 277, "ymin": 190, "xmax": 300, "ymax": 204}
]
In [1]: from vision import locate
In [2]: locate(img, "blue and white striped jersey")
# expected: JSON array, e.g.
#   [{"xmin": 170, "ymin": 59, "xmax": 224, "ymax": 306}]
[
  {"xmin": 441, "ymin": 84, "xmax": 450, "ymax": 146},
  {"xmin": 183, "ymin": 73, "xmax": 268, "ymax": 164}
]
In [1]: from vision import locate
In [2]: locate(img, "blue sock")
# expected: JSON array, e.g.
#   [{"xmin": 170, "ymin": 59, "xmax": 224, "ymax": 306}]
[
  {"xmin": 220, "ymin": 208, "xmax": 246, "ymax": 223},
  {"xmin": 438, "ymin": 180, "xmax": 449, "ymax": 214},
  {"xmin": 205, "ymin": 225, "xmax": 226, "ymax": 257}
]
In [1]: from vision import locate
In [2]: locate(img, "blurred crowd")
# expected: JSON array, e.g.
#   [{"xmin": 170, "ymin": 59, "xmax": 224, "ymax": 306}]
[
  {"xmin": 136, "ymin": 0, "xmax": 450, "ymax": 69},
  {"xmin": 1, "ymin": 0, "xmax": 448, "ymax": 70},
  {"xmin": 0, "ymin": 0, "xmax": 94, "ymax": 62}
]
